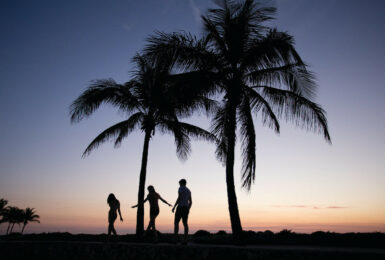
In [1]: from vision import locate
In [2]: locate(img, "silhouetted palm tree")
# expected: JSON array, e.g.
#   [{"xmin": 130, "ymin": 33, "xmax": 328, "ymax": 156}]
[
  {"xmin": 21, "ymin": 208, "xmax": 40, "ymax": 234},
  {"xmin": 0, "ymin": 198, "xmax": 8, "ymax": 225},
  {"xmin": 5, "ymin": 206, "xmax": 23, "ymax": 234},
  {"xmin": 146, "ymin": 0, "xmax": 330, "ymax": 241},
  {"xmin": 70, "ymin": 54, "xmax": 217, "ymax": 237}
]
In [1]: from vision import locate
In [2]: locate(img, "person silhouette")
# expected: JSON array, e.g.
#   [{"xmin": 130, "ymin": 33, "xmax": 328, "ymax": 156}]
[
  {"xmin": 132, "ymin": 185, "xmax": 171, "ymax": 240},
  {"xmin": 172, "ymin": 179, "xmax": 192, "ymax": 244},
  {"xmin": 107, "ymin": 193, "xmax": 123, "ymax": 239}
]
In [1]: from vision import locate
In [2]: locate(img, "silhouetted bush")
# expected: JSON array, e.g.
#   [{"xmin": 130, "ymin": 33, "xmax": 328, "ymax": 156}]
[
  {"xmin": 216, "ymin": 230, "xmax": 227, "ymax": 235},
  {"xmin": 193, "ymin": 230, "xmax": 211, "ymax": 237}
]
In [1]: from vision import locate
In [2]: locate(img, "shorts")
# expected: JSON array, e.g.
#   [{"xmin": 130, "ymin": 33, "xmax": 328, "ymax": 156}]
[{"xmin": 175, "ymin": 206, "xmax": 189, "ymax": 224}]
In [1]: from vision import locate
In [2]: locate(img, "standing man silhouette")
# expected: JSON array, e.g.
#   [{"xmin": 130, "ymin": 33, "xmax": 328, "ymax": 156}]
[{"xmin": 172, "ymin": 179, "xmax": 192, "ymax": 244}]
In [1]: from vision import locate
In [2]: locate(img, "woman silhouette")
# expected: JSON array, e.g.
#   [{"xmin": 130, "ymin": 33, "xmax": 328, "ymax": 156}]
[
  {"xmin": 107, "ymin": 193, "xmax": 123, "ymax": 238},
  {"xmin": 132, "ymin": 185, "xmax": 171, "ymax": 237}
]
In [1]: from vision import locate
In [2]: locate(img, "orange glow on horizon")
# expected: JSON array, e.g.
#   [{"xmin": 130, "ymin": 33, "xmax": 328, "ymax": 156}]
[{"xmin": 2, "ymin": 205, "xmax": 383, "ymax": 235}]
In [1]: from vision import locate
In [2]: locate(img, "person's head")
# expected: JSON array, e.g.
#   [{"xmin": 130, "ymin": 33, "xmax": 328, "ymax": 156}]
[
  {"xmin": 107, "ymin": 193, "xmax": 116, "ymax": 204},
  {"xmin": 179, "ymin": 179, "xmax": 187, "ymax": 186},
  {"xmin": 147, "ymin": 185, "xmax": 155, "ymax": 193}
]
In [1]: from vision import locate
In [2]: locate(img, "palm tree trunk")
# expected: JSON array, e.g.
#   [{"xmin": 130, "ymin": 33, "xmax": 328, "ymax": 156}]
[
  {"xmin": 6, "ymin": 223, "xmax": 11, "ymax": 235},
  {"xmin": 136, "ymin": 129, "xmax": 152, "ymax": 237},
  {"xmin": 225, "ymin": 105, "xmax": 243, "ymax": 242},
  {"xmin": 21, "ymin": 223, "xmax": 26, "ymax": 234},
  {"xmin": 10, "ymin": 223, "xmax": 15, "ymax": 233}
]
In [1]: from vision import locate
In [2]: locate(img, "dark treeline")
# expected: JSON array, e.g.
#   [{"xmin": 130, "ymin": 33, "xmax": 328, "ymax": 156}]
[
  {"xmin": 1, "ymin": 230, "xmax": 384, "ymax": 249},
  {"xmin": 0, "ymin": 198, "xmax": 40, "ymax": 235}
]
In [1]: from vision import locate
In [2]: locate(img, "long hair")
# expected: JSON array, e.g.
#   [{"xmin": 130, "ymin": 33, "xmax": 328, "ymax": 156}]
[{"xmin": 107, "ymin": 193, "xmax": 117, "ymax": 204}]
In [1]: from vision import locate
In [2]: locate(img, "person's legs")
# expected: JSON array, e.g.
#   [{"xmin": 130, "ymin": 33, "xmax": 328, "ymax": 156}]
[
  {"xmin": 174, "ymin": 207, "xmax": 183, "ymax": 243},
  {"xmin": 152, "ymin": 214, "xmax": 158, "ymax": 242},
  {"xmin": 108, "ymin": 212, "xmax": 117, "ymax": 238},
  {"xmin": 108, "ymin": 222, "xmax": 113, "ymax": 236},
  {"xmin": 174, "ymin": 207, "xmax": 182, "ymax": 235},
  {"xmin": 182, "ymin": 218, "xmax": 189, "ymax": 237},
  {"xmin": 108, "ymin": 221, "xmax": 117, "ymax": 238},
  {"xmin": 111, "ymin": 224, "xmax": 117, "ymax": 235},
  {"xmin": 148, "ymin": 207, "xmax": 159, "ymax": 231},
  {"xmin": 149, "ymin": 215, "xmax": 156, "ymax": 230},
  {"xmin": 181, "ymin": 207, "xmax": 189, "ymax": 243}
]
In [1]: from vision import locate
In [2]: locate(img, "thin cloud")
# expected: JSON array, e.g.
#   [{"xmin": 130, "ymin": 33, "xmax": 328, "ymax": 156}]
[
  {"xmin": 272, "ymin": 205, "xmax": 349, "ymax": 210},
  {"xmin": 326, "ymin": 206, "xmax": 349, "ymax": 209}
]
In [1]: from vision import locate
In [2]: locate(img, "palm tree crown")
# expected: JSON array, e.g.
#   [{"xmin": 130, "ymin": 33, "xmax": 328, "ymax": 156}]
[
  {"xmin": 70, "ymin": 54, "xmax": 217, "ymax": 236},
  {"xmin": 21, "ymin": 207, "xmax": 40, "ymax": 234},
  {"xmin": 3, "ymin": 206, "xmax": 24, "ymax": 234},
  {"xmin": 146, "ymin": 0, "xmax": 330, "ymax": 240}
]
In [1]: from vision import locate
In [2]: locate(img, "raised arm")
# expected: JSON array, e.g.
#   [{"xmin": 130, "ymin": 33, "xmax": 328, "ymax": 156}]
[
  {"xmin": 159, "ymin": 194, "xmax": 172, "ymax": 207},
  {"xmin": 132, "ymin": 197, "xmax": 148, "ymax": 208}
]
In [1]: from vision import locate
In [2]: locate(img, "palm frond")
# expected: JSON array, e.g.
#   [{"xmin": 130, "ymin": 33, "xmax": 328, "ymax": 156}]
[
  {"xmin": 176, "ymin": 121, "xmax": 218, "ymax": 144},
  {"xmin": 243, "ymin": 29, "xmax": 306, "ymax": 78},
  {"xmin": 243, "ymin": 87, "xmax": 280, "ymax": 133},
  {"xmin": 83, "ymin": 114, "xmax": 143, "ymax": 157},
  {"xmin": 157, "ymin": 119, "xmax": 191, "ymax": 161},
  {"xmin": 211, "ymin": 104, "xmax": 230, "ymax": 164},
  {"xmin": 114, "ymin": 112, "xmax": 144, "ymax": 147},
  {"xmin": 145, "ymin": 31, "xmax": 220, "ymax": 71},
  {"xmin": 237, "ymin": 96, "xmax": 256, "ymax": 190},
  {"xmin": 248, "ymin": 63, "xmax": 317, "ymax": 99},
  {"xmin": 70, "ymin": 79, "xmax": 140, "ymax": 123},
  {"xmin": 261, "ymin": 87, "xmax": 331, "ymax": 143},
  {"xmin": 202, "ymin": 15, "xmax": 228, "ymax": 56}
]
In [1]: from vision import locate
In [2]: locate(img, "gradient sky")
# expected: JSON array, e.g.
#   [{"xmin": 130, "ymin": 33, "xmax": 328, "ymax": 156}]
[{"xmin": 1, "ymin": 0, "xmax": 385, "ymax": 234}]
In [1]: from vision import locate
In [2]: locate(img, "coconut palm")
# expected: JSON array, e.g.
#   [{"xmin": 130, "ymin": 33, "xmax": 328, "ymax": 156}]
[
  {"xmin": 5, "ymin": 206, "xmax": 23, "ymax": 234},
  {"xmin": 70, "ymin": 54, "xmax": 217, "ymax": 237},
  {"xmin": 146, "ymin": 0, "xmax": 330, "ymax": 241},
  {"xmin": 21, "ymin": 208, "xmax": 40, "ymax": 234},
  {"xmin": 0, "ymin": 198, "xmax": 8, "ymax": 225}
]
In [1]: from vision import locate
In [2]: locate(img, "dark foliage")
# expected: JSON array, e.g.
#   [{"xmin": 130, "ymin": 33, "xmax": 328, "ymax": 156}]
[{"xmin": 193, "ymin": 230, "xmax": 212, "ymax": 237}]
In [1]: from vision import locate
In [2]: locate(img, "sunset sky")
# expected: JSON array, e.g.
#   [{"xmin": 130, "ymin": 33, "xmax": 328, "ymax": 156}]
[{"xmin": 1, "ymin": 0, "xmax": 385, "ymax": 234}]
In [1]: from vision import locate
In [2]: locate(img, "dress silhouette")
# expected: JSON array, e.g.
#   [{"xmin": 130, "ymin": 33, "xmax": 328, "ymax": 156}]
[{"xmin": 107, "ymin": 193, "xmax": 123, "ymax": 238}]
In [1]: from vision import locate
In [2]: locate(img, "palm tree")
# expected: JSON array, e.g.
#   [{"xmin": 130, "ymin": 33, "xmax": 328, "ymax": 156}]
[
  {"xmin": 146, "ymin": 0, "xmax": 330, "ymax": 241},
  {"xmin": 70, "ymin": 54, "xmax": 217, "ymax": 237},
  {"xmin": 5, "ymin": 206, "xmax": 24, "ymax": 234},
  {"xmin": 0, "ymin": 198, "xmax": 8, "ymax": 225},
  {"xmin": 20, "ymin": 208, "xmax": 40, "ymax": 234}
]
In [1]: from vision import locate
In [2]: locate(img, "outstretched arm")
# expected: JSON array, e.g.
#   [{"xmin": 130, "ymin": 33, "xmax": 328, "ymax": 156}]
[
  {"xmin": 159, "ymin": 195, "xmax": 172, "ymax": 207},
  {"xmin": 132, "ymin": 197, "xmax": 148, "ymax": 208},
  {"xmin": 118, "ymin": 201, "xmax": 123, "ymax": 221},
  {"xmin": 172, "ymin": 192, "xmax": 180, "ymax": 213}
]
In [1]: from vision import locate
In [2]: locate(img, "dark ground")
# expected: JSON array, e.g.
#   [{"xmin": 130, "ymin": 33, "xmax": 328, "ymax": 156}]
[{"xmin": 1, "ymin": 229, "xmax": 385, "ymax": 248}]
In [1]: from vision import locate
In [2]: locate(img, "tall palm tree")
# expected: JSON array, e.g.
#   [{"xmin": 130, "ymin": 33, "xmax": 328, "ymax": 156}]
[
  {"xmin": 146, "ymin": 0, "xmax": 330, "ymax": 241},
  {"xmin": 70, "ymin": 54, "xmax": 217, "ymax": 237},
  {"xmin": 21, "ymin": 208, "xmax": 40, "ymax": 234}
]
